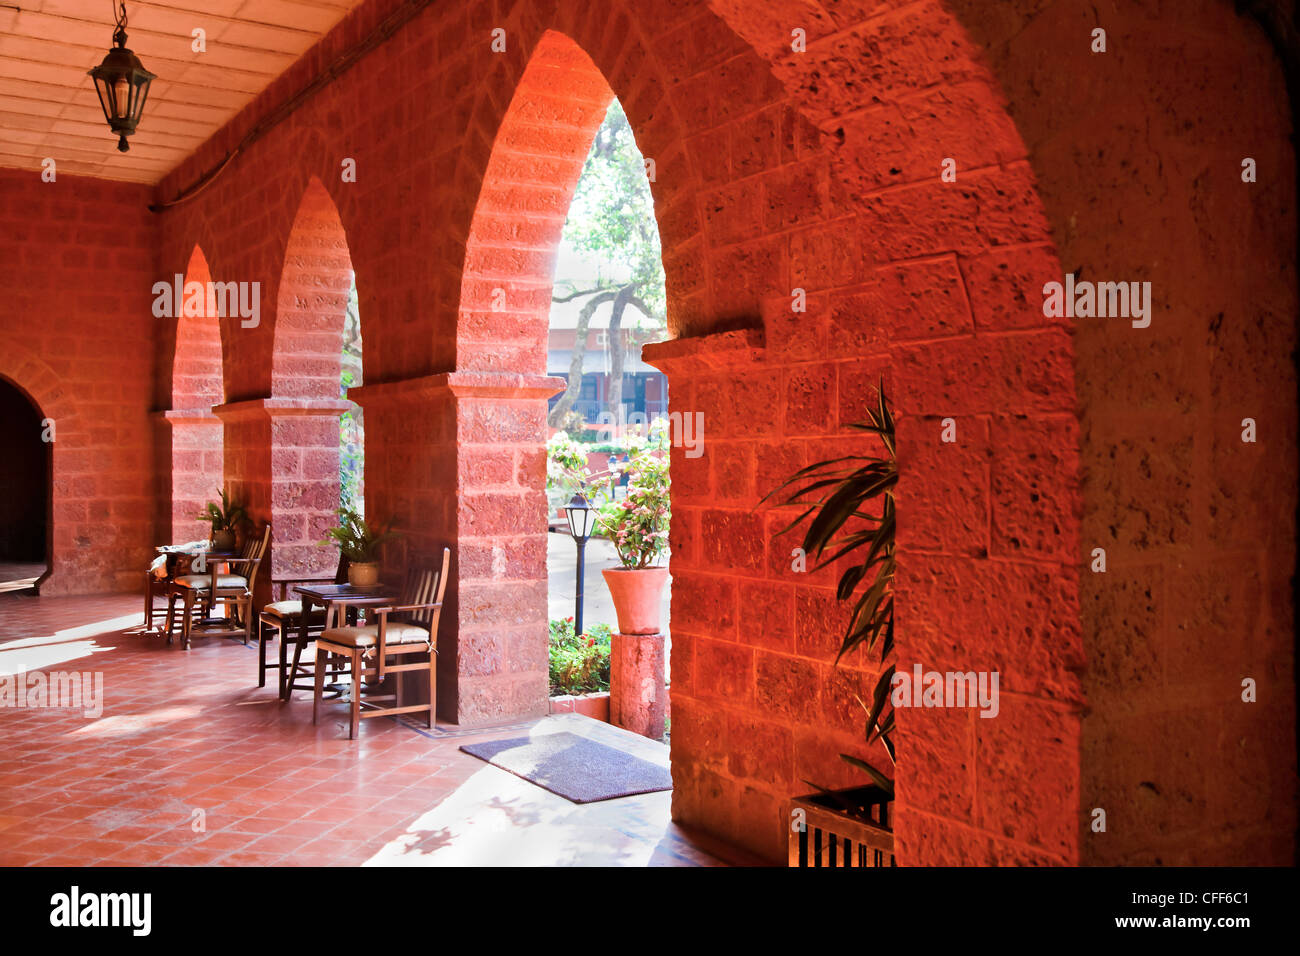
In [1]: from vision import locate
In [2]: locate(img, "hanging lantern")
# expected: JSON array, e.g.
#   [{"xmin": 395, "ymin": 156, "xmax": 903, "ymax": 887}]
[{"xmin": 88, "ymin": 2, "xmax": 155, "ymax": 153}]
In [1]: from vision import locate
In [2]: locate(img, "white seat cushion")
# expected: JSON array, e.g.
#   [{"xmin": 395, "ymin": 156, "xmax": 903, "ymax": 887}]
[
  {"xmin": 319, "ymin": 622, "xmax": 431, "ymax": 648},
  {"xmin": 260, "ymin": 600, "xmax": 325, "ymax": 621},
  {"xmin": 175, "ymin": 574, "xmax": 248, "ymax": 590}
]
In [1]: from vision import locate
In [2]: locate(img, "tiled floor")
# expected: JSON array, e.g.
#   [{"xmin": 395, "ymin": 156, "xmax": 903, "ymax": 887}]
[
  {"xmin": 0, "ymin": 562, "xmax": 44, "ymax": 594},
  {"xmin": 0, "ymin": 593, "xmax": 745, "ymax": 867}
]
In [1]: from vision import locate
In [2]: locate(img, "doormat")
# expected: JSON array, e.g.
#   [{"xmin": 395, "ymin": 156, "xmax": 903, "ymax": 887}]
[{"xmin": 460, "ymin": 731, "xmax": 672, "ymax": 803}]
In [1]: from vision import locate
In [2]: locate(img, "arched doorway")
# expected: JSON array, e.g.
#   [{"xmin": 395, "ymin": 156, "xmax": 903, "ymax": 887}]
[
  {"xmin": 162, "ymin": 245, "xmax": 225, "ymax": 543},
  {"xmin": 269, "ymin": 176, "xmax": 360, "ymax": 586},
  {"xmin": 0, "ymin": 376, "xmax": 50, "ymax": 593},
  {"xmin": 544, "ymin": 95, "xmax": 673, "ymax": 721},
  {"xmin": 449, "ymin": 30, "xmax": 673, "ymax": 725}
]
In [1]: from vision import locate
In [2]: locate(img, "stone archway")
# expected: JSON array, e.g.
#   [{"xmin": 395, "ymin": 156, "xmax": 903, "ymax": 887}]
[
  {"xmin": 266, "ymin": 177, "xmax": 356, "ymax": 586},
  {"xmin": 0, "ymin": 347, "xmax": 79, "ymax": 595},
  {"xmin": 158, "ymin": 245, "xmax": 226, "ymax": 543}
]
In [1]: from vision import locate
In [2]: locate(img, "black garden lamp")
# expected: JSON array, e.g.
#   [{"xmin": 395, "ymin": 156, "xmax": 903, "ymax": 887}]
[
  {"xmin": 88, "ymin": 2, "xmax": 156, "ymax": 153},
  {"xmin": 564, "ymin": 492, "xmax": 596, "ymax": 636}
]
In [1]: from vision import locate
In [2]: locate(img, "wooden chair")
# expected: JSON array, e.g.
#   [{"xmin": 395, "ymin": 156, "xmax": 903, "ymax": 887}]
[
  {"xmin": 165, "ymin": 525, "xmax": 271, "ymax": 649},
  {"xmin": 258, "ymin": 556, "xmax": 350, "ymax": 698},
  {"xmin": 143, "ymin": 558, "xmax": 171, "ymax": 633},
  {"xmin": 313, "ymin": 548, "xmax": 450, "ymax": 739}
]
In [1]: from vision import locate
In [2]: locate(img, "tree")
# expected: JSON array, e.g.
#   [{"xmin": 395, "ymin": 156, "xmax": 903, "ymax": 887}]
[
  {"xmin": 340, "ymin": 278, "xmax": 363, "ymax": 512},
  {"xmin": 548, "ymin": 99, "xmax": 667, "ymax": 428}
]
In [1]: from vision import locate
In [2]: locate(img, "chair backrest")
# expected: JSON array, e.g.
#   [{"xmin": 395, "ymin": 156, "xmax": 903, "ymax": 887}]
[
  {"xmin": 398, "ymin": 547, "xmax": 451, "ymax": 629},
  {"xmin": 334, "ymin": 553, "xmax": 350, "ymax": 584},
  {"xmin": 242, "ymin": 525, "xmax": 272, "ymax": 591}
]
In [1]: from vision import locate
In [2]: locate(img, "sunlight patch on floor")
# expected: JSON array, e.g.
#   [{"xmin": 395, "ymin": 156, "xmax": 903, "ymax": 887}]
[
  {"xmin": 0, "ymin": 614, "xmax": 135, "ymax": 674},
  {"xmin": 362, "ymin": 763, "xmax": 671, "ymax": 867}
]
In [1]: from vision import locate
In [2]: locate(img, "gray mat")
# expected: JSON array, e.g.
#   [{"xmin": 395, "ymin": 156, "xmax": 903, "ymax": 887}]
[{"xmin": 460, "ymin": 731, "xmax": 672, "ymax": 803}]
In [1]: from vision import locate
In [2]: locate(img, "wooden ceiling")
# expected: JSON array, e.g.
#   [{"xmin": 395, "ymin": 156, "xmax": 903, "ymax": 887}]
[{"xmin": 0, "ymin": 0, "xmax": 365, "ymax": 184}]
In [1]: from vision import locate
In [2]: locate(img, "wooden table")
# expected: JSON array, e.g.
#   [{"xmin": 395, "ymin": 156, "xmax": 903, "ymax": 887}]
[
  {"xmin": 284, "ymin": 582, "xmax": 397, "ymax": 701},
  {"xmin": 149, "ymin": 544, "xmax": 238, "ymax": 639}
]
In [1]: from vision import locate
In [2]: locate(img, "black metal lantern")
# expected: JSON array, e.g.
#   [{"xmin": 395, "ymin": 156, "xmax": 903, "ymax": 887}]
[
  {"xmin": 88, "ymin": 2, "xmax": 155, "ymax": 152},
  {"xmin": 564, "ymin": 492, "xmax": 596, "ymax": 543},
  {"xmin": 564, "ymin": 492, "xmax": 596, "ymax": 636}
]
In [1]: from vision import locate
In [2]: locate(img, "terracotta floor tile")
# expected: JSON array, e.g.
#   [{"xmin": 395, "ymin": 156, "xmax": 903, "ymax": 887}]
[{"xmin": 1, "ymin": 592, "xmax": 747, "ymax": 868}]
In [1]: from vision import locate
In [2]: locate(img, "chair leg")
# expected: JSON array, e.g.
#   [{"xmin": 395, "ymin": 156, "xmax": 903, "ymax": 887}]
[
  {"xmin": 241, "ymin": 596, "xmax": 252, "ymax": 645},
  {"xmin": 349, "ymin": 649, "xmax": 362, "ymax": 740},
  {"xmin": 164, "ymin": 591, "xmax": 176, "ymax": 645},
  {"xmin": 257, "ymin": 618, "xmax": 268, "ymax": 688},
  {"xmin": 288, "ymin": 635, "xmax": 308, "ymax": 702},
  {"xmin": 313, "ymin": 648, "xmax": 326, "ymax": 725},
  {"xmin": 278, "ymin": 627, "xmax": 290, "ymax": 700},
  {"xmin": 434, "ymin": 647, "xmax": 444, "ymax": 728},
  {"xmin": 182, "ymin": 591, "xmax": 197, "ymax": 650}
]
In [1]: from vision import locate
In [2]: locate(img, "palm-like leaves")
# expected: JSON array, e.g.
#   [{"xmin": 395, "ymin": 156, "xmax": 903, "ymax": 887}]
[
  {"xmin": 320, "ymin": 508, "xmax": 401, "ymax": 563},
  {"xmin": 763, "ymin": 382, "xmax": 896, "ymax": 796},
  {"xmin": 197, "ymin": 487, "xmax": 247, "ymax": 532}
]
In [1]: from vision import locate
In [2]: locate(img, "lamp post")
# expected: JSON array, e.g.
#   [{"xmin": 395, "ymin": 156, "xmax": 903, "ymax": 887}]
[{"xmin": 563, "ymin": 492, "xmax": 596, "ymax": 636}]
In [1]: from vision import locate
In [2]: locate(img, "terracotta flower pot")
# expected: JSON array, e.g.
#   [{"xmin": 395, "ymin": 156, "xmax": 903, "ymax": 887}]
[
  {"xmin": 602, "ymin": 566, "xmax": 669, "ymax": 635},
  {"xmin": 211, "ymin": 529, "xmax": 236, "ymax": 552},
  {"xmin": 348, "ymin": 562, "xmax": 380, "ymax": 588}
]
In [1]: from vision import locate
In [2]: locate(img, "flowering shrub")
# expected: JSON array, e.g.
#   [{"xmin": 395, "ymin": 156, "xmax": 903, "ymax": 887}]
[
  {"xmin": 548, "ymin": 618, "xmax": 613, "ymax": 695},
  {"xmin": 546, "ymin": 431, "xmax": 590, "ymax": 497},
  {"xmin": 596, "ymin": 418, "xmax": 670, "ymax": 568}
]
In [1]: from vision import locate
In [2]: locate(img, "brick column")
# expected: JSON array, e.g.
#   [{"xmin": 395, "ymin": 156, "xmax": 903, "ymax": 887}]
[
  {"xmin": 351, "ymin": 370, "xmax": 563, "ymax": 726},
  {"xmin": 155, "ymin": 409, "xmax": 224, "ymax": 543}
]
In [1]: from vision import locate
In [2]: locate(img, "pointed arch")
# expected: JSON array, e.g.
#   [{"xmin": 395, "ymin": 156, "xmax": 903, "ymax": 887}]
[
  {"xmin": 273, "ymin": 176, "xmax": 356, "ymax": 400},
  {"xmin": 266, "ymin": 176, "xmax": 359, "ymax": 583},
  {"xmin": 456, "ymin": 31, "xmax": 619, "ymax": 374},
  {"xmin": 160, "ymin": 244, "xmax": 227, "ymax": 542},
  {"xmin": 171, "ymin": 245, "xmax": 225, "ymax": 411}
]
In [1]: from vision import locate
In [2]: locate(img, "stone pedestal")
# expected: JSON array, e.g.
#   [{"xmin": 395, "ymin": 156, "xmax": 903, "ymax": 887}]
[{"xmin": 610, "ymin": 632, "xmax": 666, "ymax": 739}]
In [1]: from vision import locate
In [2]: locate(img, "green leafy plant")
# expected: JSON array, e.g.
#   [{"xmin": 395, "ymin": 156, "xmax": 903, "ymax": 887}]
[
  {"xmin": 548, "ymin": 618, "xmax": 613, "ymax": 695},
  {"xmin": 319, "ymin": 508, "xmax": 401, "ymax": 564},
  {"xmin": 197, "ymin": 487, "xmax": 247, "ymax": 533},
  {"xmin": 339, "ymin": 276, "xmax": 364, "ymax": 513},
  {"xmin": 546, "ymin": 431, "xmax": 592, "ymax": 498},
  {"xmin": 595, "ymin": 419, "xmax": 670, "ymax": 569},
  {"xmin": 763, "ymin": 382, "xmax": 896, "ymax": 796}
]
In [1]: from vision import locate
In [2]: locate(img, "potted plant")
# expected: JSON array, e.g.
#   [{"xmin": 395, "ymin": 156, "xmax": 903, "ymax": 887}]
[
  {"xmin": 763, "ymin": 382, "xmax": 896, "ymax": 866},
  {"xmin": 597, "ymin": 420, "xmax": 670, "ymax": 634},
  {"xmin": 320, "ymin": 508, "xmax": 401, "ymax": 587},
  {"xmin": 197, "ymin": 487, "xmax": 247, "ymax": 552}
]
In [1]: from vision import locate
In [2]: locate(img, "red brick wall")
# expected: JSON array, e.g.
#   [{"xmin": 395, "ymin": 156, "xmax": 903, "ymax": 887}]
[
  {"xmin": 2, "ymin": 0, "xmax": 1283, "ymax": 866},
  {"xmin": 148, "ymin": 0, "xmax": 1084, "ymax": 861},
  {"xmin": 0, "ymin": 169, "xmax": 158, "ymax": 596},
  {"xmin": 949, "ymin": 0, "xmax": 1298, "ymax": 865}
]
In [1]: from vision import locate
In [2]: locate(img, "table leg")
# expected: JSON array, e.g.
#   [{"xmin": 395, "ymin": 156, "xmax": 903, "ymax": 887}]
[
  {"xmin": 287, "ymin": 594, "xmax": 314, "ymax": 700},
  {"xmin": 278, "ymin": 624, "xmax": 289, "ymax": 699}
]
